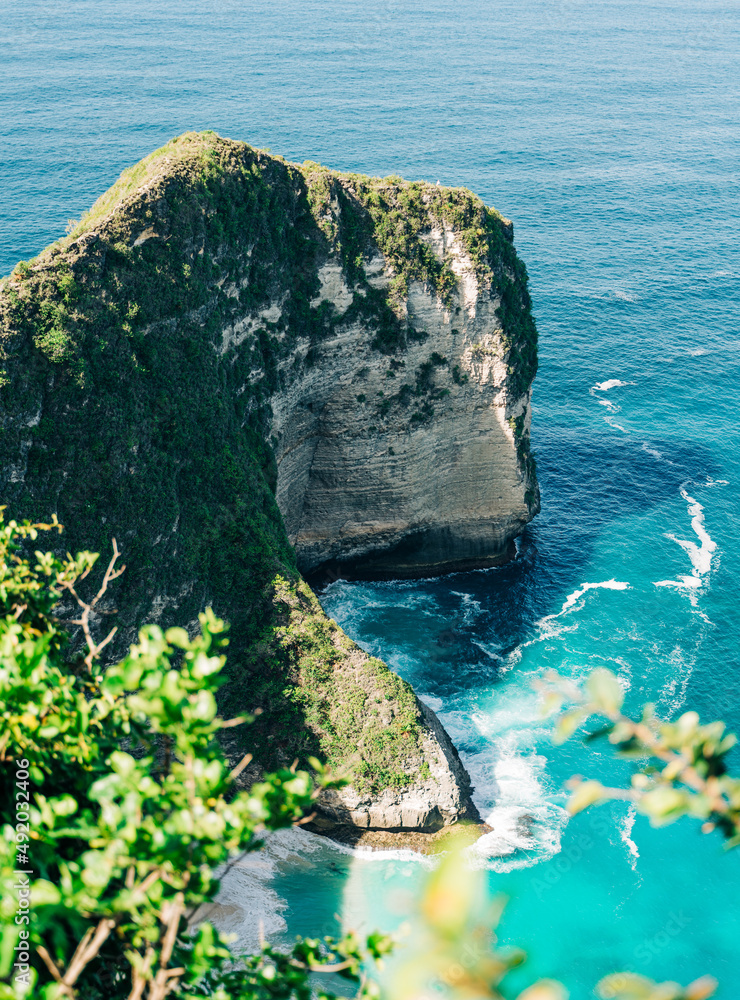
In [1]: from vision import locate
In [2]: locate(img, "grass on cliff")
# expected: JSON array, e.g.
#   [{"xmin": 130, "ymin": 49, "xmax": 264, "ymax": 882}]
[
  {"xmin": 302, "ymin": 157, "xmax": 538, "ymax": 375},
  {"xmin": 225, "ymin": 574, "xmax": 428, "ymax": 794},
  {"xmin": 64, "ymin": 133, "xmax": 224, "ymax": 240}
]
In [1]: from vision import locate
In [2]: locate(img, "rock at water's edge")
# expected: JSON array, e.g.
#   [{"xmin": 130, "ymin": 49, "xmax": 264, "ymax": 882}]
[{"xmin": 315, "ymin": 701, "xmax": 481, "ymax": 831}]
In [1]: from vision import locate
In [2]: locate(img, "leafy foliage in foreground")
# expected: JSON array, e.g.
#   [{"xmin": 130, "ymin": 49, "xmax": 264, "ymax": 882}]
[
  {"xmin": 0, "ymin": 514, "xmax": 390, "ymax": 999},
  {"xmin": 539, "ymin": 666, "xmax": 740, "ymax": 844}
]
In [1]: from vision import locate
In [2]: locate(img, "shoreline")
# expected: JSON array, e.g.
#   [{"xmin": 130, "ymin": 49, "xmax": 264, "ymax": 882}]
[{"xmin": 305, "ymin": 820, "xmax": 494, "ymax": 856}]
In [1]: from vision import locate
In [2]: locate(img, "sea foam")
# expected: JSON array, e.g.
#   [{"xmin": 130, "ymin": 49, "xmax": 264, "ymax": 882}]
[
  {"xmin": 549, "ymin": 579, "xmax": 631, "ymax": 618},
  {"xmin": 591, "ymin": 379, "xmax": 634, "ymax": 391},
  {"xmin": 655, "ymin": 490, "xmax": 717, "ymax": 604}
]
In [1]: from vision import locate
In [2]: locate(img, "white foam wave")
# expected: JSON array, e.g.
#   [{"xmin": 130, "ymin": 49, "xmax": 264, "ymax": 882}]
[
  {"xmin": 591, "ymin": 379, "xmax": 633, "ymax": 392},
  {"xmin": 322, "ymin": 580, "xmax": 439, "ymax": 616},
  {"xmin": 548, "ymin": 579, "xmax": 631, "ymax": 619},
  {"xmin": 472, "ymin": 640, "xmax": 505, "ymax": 662},
  {"xmin": 656, "ymin": 644, "xmax": 698, "ymax": 717},
  {"xmin": 598, "ymin": 398, "xmax": 620, "ymax": 412},
  {"xmin": 641, "ymin": 441, "xmax": 677, "ymax": 466},
  {"xmin": 474, "ymin": 756, "xmax": 568, "ymax": 874},
  {"xmin": 466, "ymin": 582, "xmax": 629, "ymax": 875},
  {"xmin": 619, "ymin": 806, "xmax": 640, "ymax": 873},
  {"xmin": 504, "ymin": 618, "xmax": 579, "ymax": 668},
  {"xmin": 503, "ymin": 582, "xmax": 630, "ymax": 670},
  {"xmin": 655, "ymin": 575, "xmax": 701, "ymax": 591},
  {"xmin": 675, "ymin": 489, "xmax": 716, "ymax": 574},
  {"xmin": 450, "ymin": 589, "xmax": 483, "ymax": 625},
  {"xmin": 440, "ymin": 699, "xmax": 568, "ymax": 873},
  {"xmin": 604, "ymin": 415, "xmax": 629, "ymax": 433},
  {"xmin": 472, "ymin": 803, "xmax": 567, "ymax": 873},
  {"xmin": 654, "ymin": 490, "xmax": 717, "ymax": 605},
  {"xmin": 351, "ymin": 846, "xmax": 436, "ymax": 867}
]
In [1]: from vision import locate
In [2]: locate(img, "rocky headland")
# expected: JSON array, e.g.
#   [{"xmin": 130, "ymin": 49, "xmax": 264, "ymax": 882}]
[{"xmin": 0, "ymin": 132, "xmax": 538, "ymax": 835}]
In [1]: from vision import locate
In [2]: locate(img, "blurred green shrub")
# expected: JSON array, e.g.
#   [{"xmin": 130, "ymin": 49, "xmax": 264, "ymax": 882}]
[{"xmin": 0, "ymin": 513, "xmax": 391, "ymax": 999}]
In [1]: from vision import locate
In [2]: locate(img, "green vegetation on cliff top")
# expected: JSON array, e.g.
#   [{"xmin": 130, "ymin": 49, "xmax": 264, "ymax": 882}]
[{"xmin": 0, "ymin": 131, "xmax": 537, "ymax": 791}]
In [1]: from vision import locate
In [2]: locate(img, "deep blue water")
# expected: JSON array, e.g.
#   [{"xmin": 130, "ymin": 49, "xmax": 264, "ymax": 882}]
[{"xmin": 3, "ymin": 2, "xmax": 740, "ymax": 995}]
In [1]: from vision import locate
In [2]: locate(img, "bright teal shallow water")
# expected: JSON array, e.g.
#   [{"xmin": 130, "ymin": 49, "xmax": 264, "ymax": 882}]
[{"xmin": 3, "ymin": 1, "xmax": 740, "ymax": 994}]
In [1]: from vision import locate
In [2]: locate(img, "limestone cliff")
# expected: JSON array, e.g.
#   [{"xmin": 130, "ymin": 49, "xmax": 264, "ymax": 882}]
[
  {"xmin": 272, "ymin": 230, "xmax": 537, "ymax": 578},
  {"xmin": 0, "ymin": 132, "xmax": 538, "ymax": 832},
  {"xmin": 268, "ymin": 165, "xmax": 538, "ymax": 578}
]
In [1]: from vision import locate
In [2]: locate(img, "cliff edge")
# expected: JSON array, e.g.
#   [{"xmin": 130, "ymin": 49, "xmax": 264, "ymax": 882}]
[{"xmin": 0, "ymin": 132, "xmax": 538, "ymax": 832}]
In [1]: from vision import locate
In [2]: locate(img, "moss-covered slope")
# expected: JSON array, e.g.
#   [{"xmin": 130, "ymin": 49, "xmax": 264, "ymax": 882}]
[{"xmin": 0, "ymin": 133, "xmax": 537, "ymax": 821}]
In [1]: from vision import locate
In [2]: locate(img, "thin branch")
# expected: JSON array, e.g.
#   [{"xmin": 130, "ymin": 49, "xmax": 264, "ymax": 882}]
[
  {"xmin": 219, "ymin": 715, "xmax": 249, "ymax": 729},
  {"xmin": 148, "ymin": 894, "xmax": 185, "ymax": 1000},
  {"xmin": 60, "ymin": 539, "xmax": 126, "ymax": 671},
  {"xmin": 230, "ymin": 752, "xmax": 252, "ymax": 780},
  {"xmin": 128, "ymin": 968, "xmax": 146, "ymax": 1000},
  {"xmin": 127, "ymin": 946, "xmax": 154, "ymax": 1000},
  {"xmin": 135, "ymin": 867, "xmax": 163, "ymax": 896},
  {"xmin": 37, "ymin": 920, "xmax": 116, "ymax": 997},
  {"xmin": 302, "ymin": 958, "xmax": 354, "ymax": 974},
  {"xmin": 63, "ymin": 925, "xmax": 96, "ymax": 982},
  {"xmin": 159, "ymin": 898, "xmax": 183, "ymax": 970},
  {"xmin": 36, "ymin": 946, "xmax": 74, "ymax": 996},
  {"xmin": 296, "ymin": 811, "xmax": 317, "ymax": 826},
  {"xmin": 93, "ymin": 624, "xmax": 118, "ymax": 657},
  {"xmin": 64, "ymin": 917, "xmax": 117, "ymax": 986}
]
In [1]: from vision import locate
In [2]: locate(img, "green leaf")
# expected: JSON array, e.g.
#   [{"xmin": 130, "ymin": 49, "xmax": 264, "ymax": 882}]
[
  {"xmin": 585, "ymin": 668, "xmax": 624, "ymax": 715},
  {"xmin": 517, "ymin": 980, "xmax": 569, "ymax": 1000},
  {"xmin": 553, "ymin": 708, "xmax": 588, "ymax": 745},
  {"xmin": 30, "ymin": 879, "xmax": 62, "ymax": 906},
  {"xmin": 685, "ymin": 976, "xmax": 718, "ymax": 1000},
  {"xmin": 638, "ymin": 786, "xmax": 690, "ymax": 826},
  {"xmin": 0, "ymin": 926, "xmax": 20, "ymax": 978},
  {"xmin": 165, "ymin": 626, "xmax": 190, "ymax": 648},
  {"xmin": 596, "ymin": 973, "xmax": 656, "ymax": 1000},
  {"xmin": 568, "ymin": 780, "xmax": 606, "ymax": 815},
  {"xmin": 49, "ymin": 794, "xmax": 78, "ymax": 818}
]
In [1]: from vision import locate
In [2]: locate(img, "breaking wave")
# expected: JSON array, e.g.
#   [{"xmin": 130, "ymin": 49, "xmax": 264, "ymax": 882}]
[{"xmin": 654, "ymin": 489, "xmax": 717, "ymax": 605}]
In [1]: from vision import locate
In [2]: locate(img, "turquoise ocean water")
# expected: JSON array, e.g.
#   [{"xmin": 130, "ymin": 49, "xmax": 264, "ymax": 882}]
[{"xmin": 3, "ymin": 2, "xmax": 740, "ymax": 994}]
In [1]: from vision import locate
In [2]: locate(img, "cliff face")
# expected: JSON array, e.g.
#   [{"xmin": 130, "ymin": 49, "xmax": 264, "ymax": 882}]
[
  {"xmin": 0, "ymin": 133, "xmax": 538, "ymax": 831},
  {"xmin": 271, "ymin": 245, "xmax": 536, "ymax": 579},
  {"xmin": 266, "ymin": 170, "xmax": 538, "ymax": 579}
]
